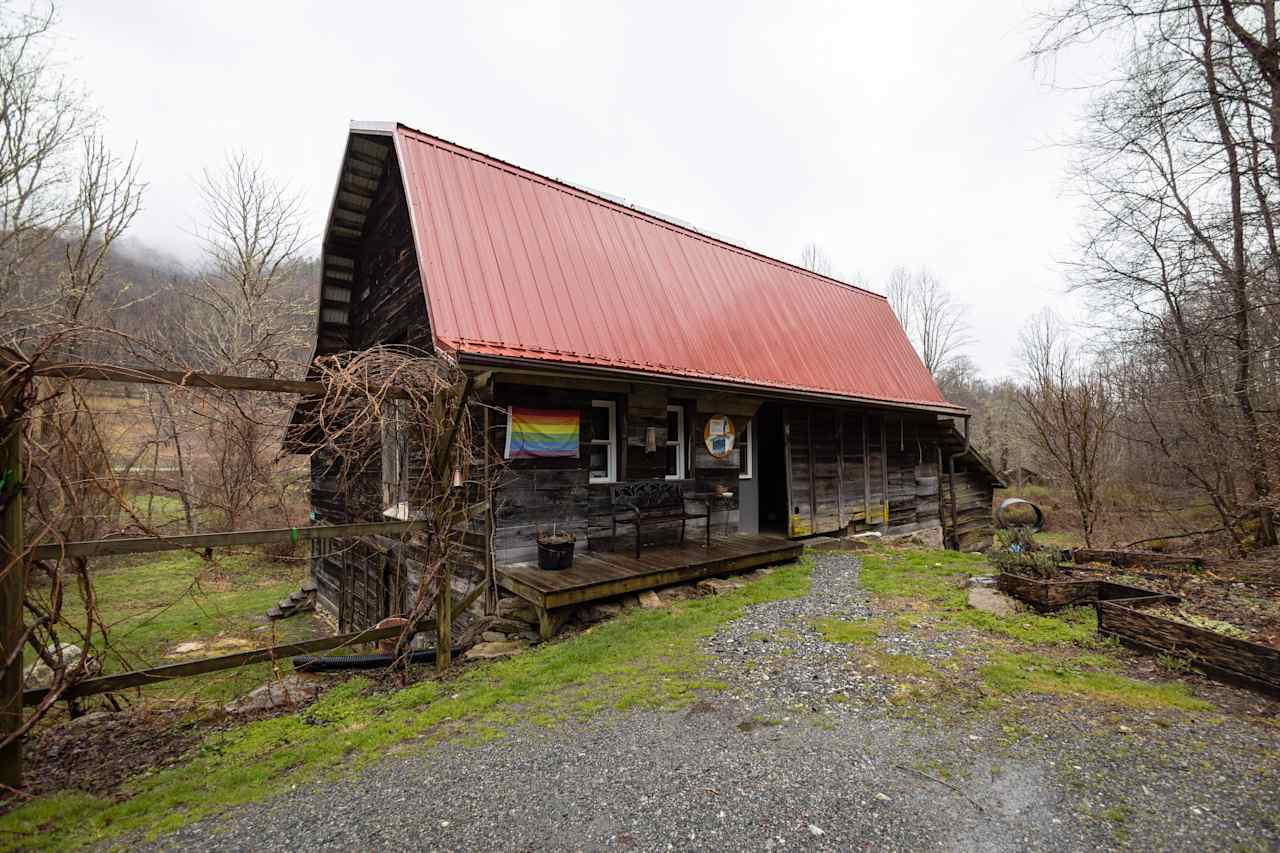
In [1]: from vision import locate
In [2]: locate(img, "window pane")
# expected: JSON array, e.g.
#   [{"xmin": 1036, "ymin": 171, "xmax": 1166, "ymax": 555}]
[
  {"xmin": 666, "ymin": 408, "xmax": 679, "ymax": 436},
  {"xmin": 665, "ymin": 445, "xmax": 678, "ymax": 477},
  {"xmin": 589, "ymin": 444, "xmax": 609, "ymax": 480},
  {"xmin": 589, "ymin": 405, "xmax": 610, "ymax": 439}
]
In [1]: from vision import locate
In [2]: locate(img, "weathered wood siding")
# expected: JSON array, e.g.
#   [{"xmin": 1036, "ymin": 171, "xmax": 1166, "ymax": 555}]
[
  {"xmin": 940, "ymin": 453, "xmax": 997, "ymax": 551},
  {"xmin": 490, "ymin": 382, "xmax": 758, "ymax": 560},
  {"xmin": 780, "ymin": 406, "xmax": 944, "ymax": 539},
  {"xmin": 308, "ymin": 145, "xmax": 443, "ymax": 629},
  {"xmin": 349, "ymin": 150, "xmax": 432, "ymax": 350}
]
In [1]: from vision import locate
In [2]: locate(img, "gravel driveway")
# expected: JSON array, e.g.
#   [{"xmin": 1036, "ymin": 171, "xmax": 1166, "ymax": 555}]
[{"xmin": 145, "ymin": 552, "xmax": 1280, "ymax": 852}]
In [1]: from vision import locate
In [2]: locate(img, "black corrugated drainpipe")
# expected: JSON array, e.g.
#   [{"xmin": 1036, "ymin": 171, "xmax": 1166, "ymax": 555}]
[{"xmin": 946, "ymin": 415, "xmax": 972, "ymax": 551}]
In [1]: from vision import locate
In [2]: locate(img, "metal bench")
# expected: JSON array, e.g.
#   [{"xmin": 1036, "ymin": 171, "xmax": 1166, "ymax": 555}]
[{"xmin": 609, "ymin": 481, "xmax": 709, "ymax": 558}]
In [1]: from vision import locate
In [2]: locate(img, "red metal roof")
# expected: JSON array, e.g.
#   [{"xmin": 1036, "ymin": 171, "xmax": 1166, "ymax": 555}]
[{"xmin": 392, "ymin": 124, "xmax": 958, "ymax": 411}]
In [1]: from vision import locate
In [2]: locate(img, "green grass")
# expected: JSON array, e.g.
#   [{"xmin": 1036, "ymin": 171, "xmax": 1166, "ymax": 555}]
[
  {"xmin": 812, "ymin": 616, "xmax": 882, "ymax": 645},
  {"xmin": 859, "ymin": 546, "xmax": 1097, "ymax": 645},
  {"xmin": 3, "ymin": 557, "xmax": 814, "ymax": 852},
  {"xmin": 860, "ymin": 545, "xmax": 1214, "ymax": 712},
  {"xmin": 980, "ymin": 652, "xmax": 1212, "ymax": 711},
  {"xmin": 871, "ymin": 651, "xmax": 936, "ymax": 678},
  {"xmin": 38, "ymin": 550, "xmax": 318, "ymax": 705}
]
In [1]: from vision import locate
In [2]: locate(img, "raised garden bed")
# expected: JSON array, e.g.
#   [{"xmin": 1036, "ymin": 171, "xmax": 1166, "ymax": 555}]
[
  {"xmin": 996, "ymin": 572, "xmax": 1174, "ymax": 612},
  {"xmin": 1097, "ymin": 597, "xmax": 1280, "ymax": 696}
]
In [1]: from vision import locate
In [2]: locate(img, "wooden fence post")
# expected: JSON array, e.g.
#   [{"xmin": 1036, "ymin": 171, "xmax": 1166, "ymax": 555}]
[
  {"xmin": 436, "ymin": 568, "xmax": 451, "ymax": 672},
  {"xmin": 0, "ymin": 406, "xmax": 24, "ymax": 787}
]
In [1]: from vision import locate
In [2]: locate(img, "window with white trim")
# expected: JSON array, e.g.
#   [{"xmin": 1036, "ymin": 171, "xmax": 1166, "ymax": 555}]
[
  {"xmin": 664, "ymin": 405, "xmax": 685, "ymax": 480},
  {"xmin": 738, "ymin": 419, "xmax": 753, "ymax": 479},
  {"xmin": 588, "ymin": 400, "xmax": 617, "ymax": 483}
]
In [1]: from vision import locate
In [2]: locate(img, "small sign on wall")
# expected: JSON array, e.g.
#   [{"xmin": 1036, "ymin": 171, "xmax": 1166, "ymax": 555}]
[{"xmin": 703, "ymin": 414, "xmax": 736, "ymax": 459}]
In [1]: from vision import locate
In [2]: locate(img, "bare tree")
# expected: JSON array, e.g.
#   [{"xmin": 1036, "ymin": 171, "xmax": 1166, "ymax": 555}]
[
  {"xmin": 884, "ymin": 266, "xmax": 972, "ymax": 375},
  {"xmin": 798, "ymin": 242, "xmax": 833, "ymax": 276},
  {"xmin": 1016, "ymin": 311, "xmax": 1115, "ymax": 546},
  {"xmin": 187, "ymin": 151, "xmax": 310, "ymax": 377},
  {"xmin": 164, "ymin": 153, "xmax": 313, "ymax": 532},
  {"xmin": 1034, "ymin": 0, "xmax": 1280, "ymax": 546}
]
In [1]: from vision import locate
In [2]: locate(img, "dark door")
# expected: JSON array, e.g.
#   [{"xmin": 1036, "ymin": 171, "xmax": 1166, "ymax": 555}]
[{"xmin": 755, "ymin": 403, "xmax": 789, "ymax": 534}]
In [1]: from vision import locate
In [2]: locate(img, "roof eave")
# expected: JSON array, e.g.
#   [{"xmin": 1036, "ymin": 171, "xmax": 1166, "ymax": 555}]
[{"xmin": 454, "ymin": 351, "xmax": 969, "ymax": 417}]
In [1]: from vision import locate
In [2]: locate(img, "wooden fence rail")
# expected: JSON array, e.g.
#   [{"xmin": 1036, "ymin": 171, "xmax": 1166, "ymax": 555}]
[
  {"xmin": 29, "ymin": 519, "xmax": 433, "ymax": 562},
  {"xmin": 23, "ymin": 618, "xmax": 439, "ymax": 705}
]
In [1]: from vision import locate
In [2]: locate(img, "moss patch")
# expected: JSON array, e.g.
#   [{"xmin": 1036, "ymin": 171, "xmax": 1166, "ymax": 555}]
[
  {"xmin": 980, "ymin": 652, "xmax": 1212, "ymax": 711},
  {"xmin": 860, "ymin": 547, "xmax": 1097, "ymax": 646},
  {"xmin": 3, "ymin": 557, "xmax": 814, "ymax": 852}
]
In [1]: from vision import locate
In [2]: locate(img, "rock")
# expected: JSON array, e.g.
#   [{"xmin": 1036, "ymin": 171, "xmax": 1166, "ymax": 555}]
[
  {"xmin": 464, "ymin": 640, "xmax": 527, "ymax": 660},
  {"xmin": 481, "ymin": 631, "xmax": 508, "ymax": 642},
  {"xmin": 24, "ymin": 643, "xmax": 82, "ymax": 688},
  {"xmin": 967, "ymin": 587, "xmax": 1025, "ymax": 617},
  {"xmin": 618, "ymin": 593, "xmax": 642, "ymax": 610},
  {"xmin": 697, "ymin": 578, "xmax": 741, "ymax": 595},
  {"xmin": 576, "ymin": 602, "xmax": 622, "ymax": 623},
  {"xmin": 497, "ymin": 597, "xmax": 539, "ymax": 625},
  {"xmin": 488, "ymin": 617, "xmax": 531, "ymax": 634},
  {"xmin": 374, "ymin": 616, "xmax": 410, "ymax": 654},
  {"xmin": 170, "ymin": 641, "xmax": 206, "ymax": 656},
  {"xmin": 638, "ymin": 590, "xmax": 664, "ymax": 609},
  {"xmin": 658, "ymin": 585, "xmax": 700, "ymax": 603},
  {"xmin": 224, "ymin": 673, "xmax": 324, "ymax": 715},
  {"xmin": 65, "ymin": 710, "xmax": 115, "ymax": 730}
]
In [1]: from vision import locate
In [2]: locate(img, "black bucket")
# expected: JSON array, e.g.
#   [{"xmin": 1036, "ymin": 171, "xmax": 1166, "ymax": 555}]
[{"xmin": 537, "ymin": 539, "xmax": 575, "ymax": 571}]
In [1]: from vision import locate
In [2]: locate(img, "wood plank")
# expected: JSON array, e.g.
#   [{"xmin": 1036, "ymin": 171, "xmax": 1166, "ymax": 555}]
[
  {"xmin": 495, "ymin": 534, "xmax": 797, "ymax": 607},
  {"xmin": 542, "ymin": 546, "xmax": 801, "ymax": 607}
]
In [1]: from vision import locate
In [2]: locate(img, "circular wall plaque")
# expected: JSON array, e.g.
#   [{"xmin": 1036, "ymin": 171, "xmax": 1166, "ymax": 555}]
[{"xmin": 702, "ymin": 414, "xmax": 737, "ymax": 459}]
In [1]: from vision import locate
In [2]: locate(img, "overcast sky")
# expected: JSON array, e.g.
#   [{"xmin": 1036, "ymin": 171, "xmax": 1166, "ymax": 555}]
[{"xmin": 57, "ymin": 0, "xmax": 1111, "ymax": 379}]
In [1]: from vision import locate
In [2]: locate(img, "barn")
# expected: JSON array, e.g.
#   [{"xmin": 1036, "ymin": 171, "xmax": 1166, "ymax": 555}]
[{"xmin": 300, "ymin": 121, "xmax": 1001, "ymax": 634}]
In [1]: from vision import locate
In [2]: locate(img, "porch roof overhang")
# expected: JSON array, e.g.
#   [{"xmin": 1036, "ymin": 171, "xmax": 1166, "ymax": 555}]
[{"xmin": 455, "ymin": 350, "xmax": 970, "ymax": 417}]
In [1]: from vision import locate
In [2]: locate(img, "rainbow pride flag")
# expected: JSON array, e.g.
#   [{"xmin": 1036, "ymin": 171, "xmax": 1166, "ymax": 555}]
[{"xmin": 504, "ymin": 407, "xmax": 579, "ymax": 459}]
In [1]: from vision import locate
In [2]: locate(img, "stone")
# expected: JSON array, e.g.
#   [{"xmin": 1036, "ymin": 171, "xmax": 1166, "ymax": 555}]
[
  {"xmin": 638, "ymin": 590, "xmax": 664, "ymax": 609},
  {"xmin": 65, "ymin": 710, "xmax": 115, "ymax": 730},
  {"xmin": 24, "ymin": 643, "xmax": 82, "ymax": 688},
  {"xmin": 488, "ymin": 617, "xmax": 531, "ymax": 634},
  {"xmin": 967, "ymin": 587, "xmax": 1025, "ymax": 617},
  {"xmin": 374, "ymin": 616, "xmax": 410, "ymax": 654},
  {"xmin": 697, "ymin": 578, "xmax": 741, "ymax": 595},
  {"xmin": 575, "ymin": 602, "xmax": 622, "ymax": 623},
  {"xmin": 657, "ymin": 584, "xmax": 700, "ymax": 603},
  {"xmin": 618, "ymin": 593, "xmax": 642, "ymax": 610},
  {"xmin": 464, "ymin": 640, "xmax": 527, "ymax": 660},
  {"xmin": 497, "ymin": 597, "xmax": 539, "ymax": 625},
  {"xmin": 481, "ymin": 631, "xmax": 508, "ymax": 642},
  {"xmin": 224, "ymin": 673, "xmax": 324, "ymax": 715}
]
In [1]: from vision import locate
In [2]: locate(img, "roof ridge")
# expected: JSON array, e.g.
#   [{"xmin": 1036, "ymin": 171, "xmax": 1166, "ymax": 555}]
[{"xmin": 391, "ymin": 121, "xmax": 887, "ymax": 302}]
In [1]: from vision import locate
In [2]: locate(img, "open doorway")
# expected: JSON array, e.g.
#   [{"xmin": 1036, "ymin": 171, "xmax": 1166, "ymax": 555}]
[{"xmin": 755, "ymin": 403, "xmax": 789, "ymax": 535}]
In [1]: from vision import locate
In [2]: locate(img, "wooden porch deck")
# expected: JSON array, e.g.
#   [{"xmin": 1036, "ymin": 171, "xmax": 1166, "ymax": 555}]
[{"xmin": 496, "ymin": 533, "xmax": 803, "ymax": 638}]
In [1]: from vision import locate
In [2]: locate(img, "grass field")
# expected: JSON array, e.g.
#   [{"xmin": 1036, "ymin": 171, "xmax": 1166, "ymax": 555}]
[{"xmin": 39, "ymin": 548, "xmax": 322, "ymax": 707}]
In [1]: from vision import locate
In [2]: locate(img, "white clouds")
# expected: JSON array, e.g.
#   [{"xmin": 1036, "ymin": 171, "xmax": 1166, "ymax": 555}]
[{"xmin": 57, "ymin": 0, "xmax": 1109, "ymax": 378}]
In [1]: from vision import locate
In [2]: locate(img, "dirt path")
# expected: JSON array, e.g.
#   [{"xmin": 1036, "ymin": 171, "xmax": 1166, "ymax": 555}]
[{"xmin": 142, "ymin": 553, "xmax": 1280, "ymax": 852}]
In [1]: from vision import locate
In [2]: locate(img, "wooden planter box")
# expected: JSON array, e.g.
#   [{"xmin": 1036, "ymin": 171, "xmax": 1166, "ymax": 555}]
[
  {"xmin": 996, "ymin": 574, "xmax": 1171, "ymax": 612},
  {"xmin": 1097, "ymin": 598, "xmax": 1280, "ymax": 696}
]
